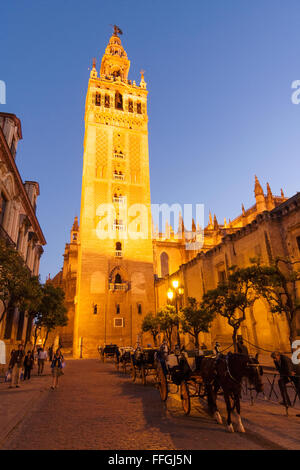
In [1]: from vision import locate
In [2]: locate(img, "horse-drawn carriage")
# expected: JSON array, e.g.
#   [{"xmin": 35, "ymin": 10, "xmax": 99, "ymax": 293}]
[
  {"xmin": 156, "ymin": 348, "xmax": 214, "ymax": 415},
  {"xmin": 117, "ymin": 347, "xmax": 134, "ymax": 373},
  {"xmin": 156, "ymin": 346, "xmax": 264, "ymax": 432},
  {"xmin": 131, "ymin": 347, "xmax": 159, "ymax": 385},
  {"xmin": 98, "ymin": 344, "xmax": 119, "ymax": 363}
]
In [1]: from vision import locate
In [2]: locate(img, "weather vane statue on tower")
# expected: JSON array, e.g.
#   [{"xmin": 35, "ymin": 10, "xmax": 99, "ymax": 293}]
[{"xmin": 111, "ymin": 24, "xmax": 123, "ymax": 36}]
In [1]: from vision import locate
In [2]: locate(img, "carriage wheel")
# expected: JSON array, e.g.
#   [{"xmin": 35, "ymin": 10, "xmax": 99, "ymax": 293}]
[
  {"xmin": 157, "ymin": 366, "xmax": 168, "ymax": 401},
  {"xmin": 180, "ymin": 381, "xmax": 191, "ymax": 416},
  {"xmin": 141, "ymin": 365, "xmax": 146, "ymax": 386},
  {"xmin": 131, "ymin": 365, "xmax": 136, "ymax": 382}
]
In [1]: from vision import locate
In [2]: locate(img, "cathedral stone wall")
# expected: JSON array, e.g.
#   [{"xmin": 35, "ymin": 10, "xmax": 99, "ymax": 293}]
[{"xmin": 155, "ymin": 194, "xmax": 300, "ymax": 353}]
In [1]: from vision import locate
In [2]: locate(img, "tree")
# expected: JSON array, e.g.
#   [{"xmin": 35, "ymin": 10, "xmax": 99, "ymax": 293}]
[
  {"xmin": 141, "ymin": 312, "xmax": 160, "ymax": 346},
  {"xmin": 20, "ymin": 275, "xmax": 43, "ymax": 347},
  {"xmin": 180, "ymin": 297, "xmax": 215, "ymax": 349},
  {"xmin": 35, "ymin": 284, "xmax": 68, "ymax": 347},
  {"xmin": 250, "ymin": 258, "xmax": 300, "ymax": 348},
  {"xmin": 203, "ymin": 266, "xmax": 259, "ymax": 351},
  {"xmin": 0, "ymin": 238, "xmax": 32, "ymax": 324},
  {"xmin": 156, "ymin": 305, "xmax": 179, "ymax": 350}
]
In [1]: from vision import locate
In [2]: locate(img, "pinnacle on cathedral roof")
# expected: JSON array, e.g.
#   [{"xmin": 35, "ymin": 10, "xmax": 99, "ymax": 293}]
[
  {"xmin": 72, "ymin": 216, "xmax": 79, "ymax": 232},
  {"xmin": 266, "ymin": 182, "xmax": 273, "ymax": 199},
  {"xmin": 213, "ymin": 214, "xmax": 218, "ymax": 229},
  {"xmin": 254, "ymin": 175, "xmax": 264, "ymax": 196},
  {"xmin": 90, "ymin": 57, "xmax": 98, "ymax": 78}
]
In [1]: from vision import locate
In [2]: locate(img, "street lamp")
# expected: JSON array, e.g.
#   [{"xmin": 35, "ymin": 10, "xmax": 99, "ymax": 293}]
[
  {"xmin": 167, "ymin": 289, "xmax": 174, "ymax": 301},
  {"xmin": 167, "ymin": 280, "xmax": 184, "ymax": 348}
]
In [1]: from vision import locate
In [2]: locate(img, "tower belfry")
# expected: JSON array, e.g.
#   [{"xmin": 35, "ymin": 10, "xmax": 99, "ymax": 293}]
[{"xmin": 73, "ymin": 29, "xmax": 155, "ymax": 357}]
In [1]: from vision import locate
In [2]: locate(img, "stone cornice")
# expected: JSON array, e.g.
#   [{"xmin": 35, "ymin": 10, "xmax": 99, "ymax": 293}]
[{"xmin": 89, "ymin": 77, "xmax": 148, "ymax": 96}]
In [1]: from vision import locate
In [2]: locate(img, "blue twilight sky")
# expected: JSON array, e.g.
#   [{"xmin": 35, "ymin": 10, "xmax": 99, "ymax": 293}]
[{"xmin": 1, "ymin": 0, "xmax": 300, "ymax": 281}]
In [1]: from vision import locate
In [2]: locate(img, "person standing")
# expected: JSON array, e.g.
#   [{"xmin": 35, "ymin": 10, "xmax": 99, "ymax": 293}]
[
  {"xmin": 23, "ymin": 350, "xmax": 34, "ymax": 380},
  {"xmin": 237, "ymin": 337, "xmax": 249, "ymax": 356},
  {"xmin": 271, "ymin": 351, "xmax": 300, "ymax": 407},
  {"xmin": 9, "ymin": 344, "xmax": 24, "ymax": 388},
  {"xmin": 38, "ymin": 347, "xmax": 48, "ymax": 375},
  {"xmin": 50, "ymin": 348, "xmax": 64, "ymax": 390}
]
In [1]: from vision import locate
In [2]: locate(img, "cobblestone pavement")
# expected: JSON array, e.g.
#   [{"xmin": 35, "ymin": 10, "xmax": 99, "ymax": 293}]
[{"xmin": 1, "ymin": 359, "xmax": 284, "ymax": 450}]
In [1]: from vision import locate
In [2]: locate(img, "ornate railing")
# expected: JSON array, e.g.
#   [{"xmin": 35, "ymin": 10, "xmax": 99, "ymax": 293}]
[{"xmin": 109, "ymin": 283, "xmax": 128, "ymax": 292}]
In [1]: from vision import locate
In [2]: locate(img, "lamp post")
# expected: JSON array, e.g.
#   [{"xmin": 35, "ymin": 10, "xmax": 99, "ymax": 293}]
[{"xmin": 167, "ymin": 279, "xmax": 184, "ymax": 348}]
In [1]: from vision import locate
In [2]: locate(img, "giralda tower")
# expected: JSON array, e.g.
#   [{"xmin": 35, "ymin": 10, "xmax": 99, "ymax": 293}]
[{"xmin": 73, "ymin": 28, "xmax": 155, "ymax": 357}]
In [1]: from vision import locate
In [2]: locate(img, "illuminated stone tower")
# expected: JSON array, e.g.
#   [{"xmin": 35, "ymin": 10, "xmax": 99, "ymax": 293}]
[{"xmin": 73, "ymin": 27, "xmax": 155, "ymax": 357}]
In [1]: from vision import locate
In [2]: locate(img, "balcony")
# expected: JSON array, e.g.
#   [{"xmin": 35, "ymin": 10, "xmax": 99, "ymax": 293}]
[
  {"xmin": 113, "ymin": 173, "xmax": 124, "ymax": 181},
  {"xmin": 113, "ymin": 224, "xmax": 125, "ymax": 231},
  {"xmin": 114, "ymin": 153, "xmax": 125, "ymax": 160},
  {"xmin": 113, "ymin": 197, "xmax": 125, "ymax": 205},
  {"xmin": 109, "ymin": 283, "xmax": 128, "ymax": 292}
]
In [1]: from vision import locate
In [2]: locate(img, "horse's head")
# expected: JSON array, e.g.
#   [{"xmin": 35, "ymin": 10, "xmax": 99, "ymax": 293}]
[{"xmin": 245, "ymin": 353, "xmax": 264, "ymax": 393}]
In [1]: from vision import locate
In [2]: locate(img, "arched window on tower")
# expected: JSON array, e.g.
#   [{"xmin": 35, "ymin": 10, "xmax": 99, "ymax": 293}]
[
  {"xmin": 112, "ymin": 69, "xmax": 121, "ymax": 78},
  {"xmin": 105, "ymin": 94, "xmax": 110, "ymax": 108},
  {"xmin": 136, "ymin": 102, "xmax": 142, "ymax": 114},
  {"xmin": 160, "ymin": 252, "xmax": 169, "ymax": 278},
  {"xmin": 115, "ymin": 92, "xmax": 123, "ymax": 110},
  {"xmin": 95, "ymin": 93, "xmax": 101, "ymax": 106}
]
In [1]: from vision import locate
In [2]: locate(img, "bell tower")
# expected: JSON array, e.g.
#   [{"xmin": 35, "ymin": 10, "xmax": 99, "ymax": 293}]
[{"xmin": 73, "ymin": 27, "xmax": 155, "ymax": 357}]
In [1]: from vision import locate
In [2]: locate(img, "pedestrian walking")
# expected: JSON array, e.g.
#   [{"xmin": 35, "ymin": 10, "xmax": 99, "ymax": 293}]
[
  {"xmin": 50, "ymin": 348, "xmax": 64, "ymax": 390},
  {"xmin": 23, "ymin": 350, "xmax": 34, "ymax": 380},
  {"xmin": 37, "ymin": 347, "xmax": 48, "ymax": 375},
  {"xmin": 271, "ymin": 351, "xmax": 300, "ymax": 407},
  {"xmin": 9, "ymin": 344, "xmax": 24, "ymax": 388}
]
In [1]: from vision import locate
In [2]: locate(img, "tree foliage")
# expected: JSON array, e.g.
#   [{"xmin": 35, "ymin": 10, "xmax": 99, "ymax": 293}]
[
  {"xmin": 35, "ymin": 284, "xmax": 68, "ymax": 347},
  {"xmin": 180, "ymin": 297, "xmax": 215, "ymax": 348},
  {"xmin": 249, "ymin": 258, "xmax": 300, "ymax": 347},
  {"xmin": 0, "ymin": 238, "xmax": 38, "ymax": 323},
  {"xmin": 203, "ymin": 266, "xmax": 259, "ymax": 351},
  {"xmin": 0, "ymin": 239, "xmax": 68, "ymax": 346},
  {"xmin": 156, "ymin": 305, "xmax": 179, "ymax": 350},
  {"xmin": 141, "ymin": 312, "xmax": 160, "ymax": 346}
]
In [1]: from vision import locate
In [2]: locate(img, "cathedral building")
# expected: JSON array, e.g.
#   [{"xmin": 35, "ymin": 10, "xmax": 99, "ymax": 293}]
[{"xmin": 53, "ymin": 30, "xmax": 300, "ymax": 357}]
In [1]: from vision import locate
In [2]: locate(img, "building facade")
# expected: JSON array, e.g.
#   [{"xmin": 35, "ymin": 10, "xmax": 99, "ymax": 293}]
[{"xmin": 0, "ymin": 112, "xmax": 46, "ymax": 362}]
